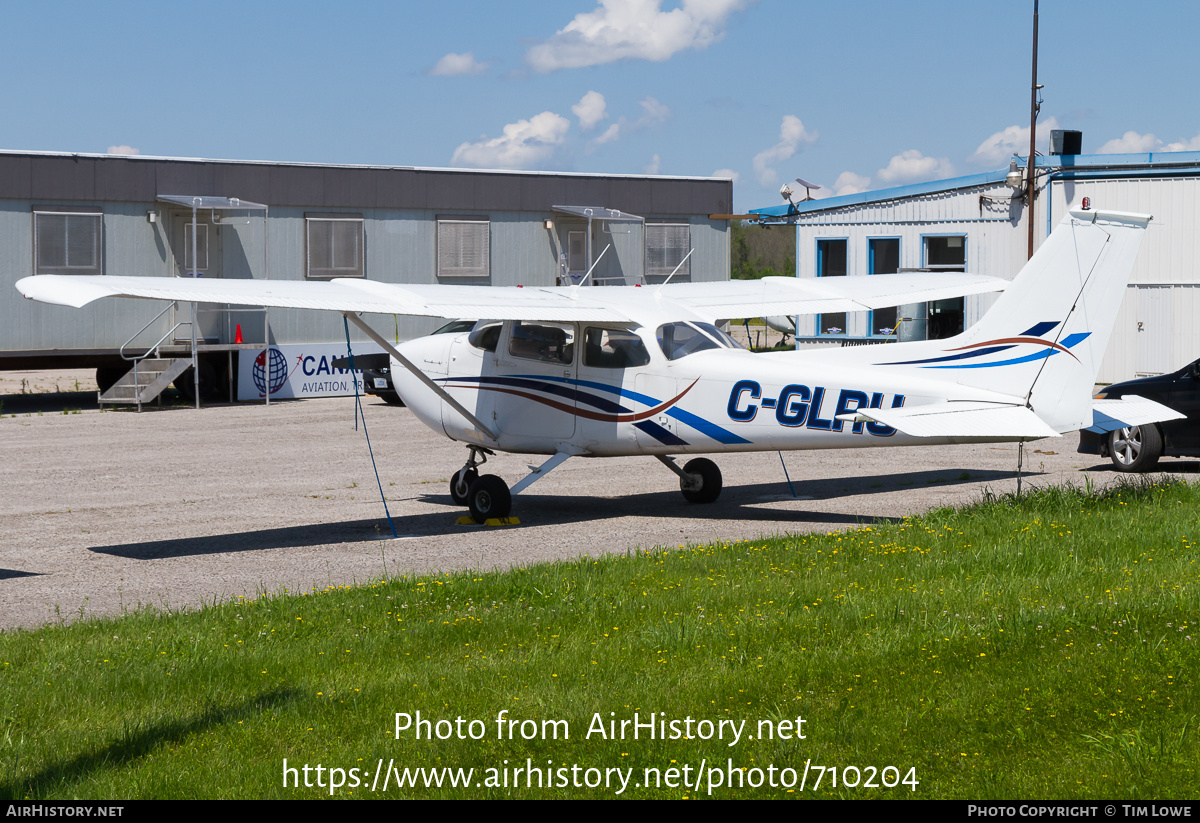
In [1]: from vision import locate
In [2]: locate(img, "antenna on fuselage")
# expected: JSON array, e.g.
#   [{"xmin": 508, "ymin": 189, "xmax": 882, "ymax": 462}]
[
  {"xmin": 571, "ymin": 243, "xmax": 611, "ymax": 289},
  {"xmin": 657, "ymin": 248, "xmax": 695, "ymax": 290}
]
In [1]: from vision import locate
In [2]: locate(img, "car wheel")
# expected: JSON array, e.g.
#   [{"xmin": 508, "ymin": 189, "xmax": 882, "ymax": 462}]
[
  {"xmin": 680, "ymin": 458, "xmax": 722, "ymax": 504},
  {"xmin": 468, "ymin": 475, "xmax": 511, "ymax": 523},
  {"xmin": 450, "ymin": 468, "xmax": 478, "ymax": 506},
  {"xmin": 1108, "ymin": 424, "xmax": 1162, "ymax": 472}
]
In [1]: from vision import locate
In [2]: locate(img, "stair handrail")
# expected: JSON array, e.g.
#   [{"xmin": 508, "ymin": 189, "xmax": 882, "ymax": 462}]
[
  {"xmin": 116, "ymin": 302, "xmax": 191, "ymax": 411},
  {"xmin": 119, "ymin": 301, "xmax": 189, "ymax": 362}
]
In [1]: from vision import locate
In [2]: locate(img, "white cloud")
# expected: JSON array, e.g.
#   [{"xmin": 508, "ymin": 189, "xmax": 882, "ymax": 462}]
[
  {"xmin": 645, "ymin": 154, "xmax": 661, "ymax": 174},
  {"xmin": 108, "ymin": 145, "xmax": 139, "ymax": 155},
  {"xmin": 971, "ymin": 117, "xmax": 1059, "ymax": 165},
  {"xmin": 638, "ymin": 95, "xmax": 670, "ymax": 124},
  {"xmin": 876, "ymin": 149, "xmax": 954, "ymax": 184},
  {"xmin": 751, "ymin": 115, "xmax": 817, "ymax": 186},
  {"xmin": 711, "ymin": 168, "xmax": 739, "ymax": 183},
  {"xmin": 594, "ymin": 123, "xmax": 621, "ymax": 144},
  {"xmin": 586, "ymin": 95, "xmax": 670, "ymax": 147},
  {"xmin": 1098, "ymin": 131, "xmax": 1160, "ymax": 154},
  {"xmin": 572, "ymin": 91, "xmax": 608, "ymax": 130},
  {"xmin": 451, "ymin": 111, "xmax": 571, "ymax": 169},
  {"xmin": 526, "ymin": 0, "xmax": 750, "ymax": 72},
  {"xmin": 1098, "ymin": 129, "xmax": 1200, "ymax": 154},
  {"xmin": 831, "ymin": 171, "xmax": 871, "ymax": 196},
  {"xmin": 429, "ymin": 52, "xmax": 488, "ymax": 77},
  {"xmin": 1163, "ymin": 133, "xmax": 1200, "ymax": 152}
]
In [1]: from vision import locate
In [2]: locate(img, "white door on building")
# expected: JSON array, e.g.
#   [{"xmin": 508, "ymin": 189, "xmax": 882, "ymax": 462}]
[
  {"xmin": 1135, "ymin": 287, "xmax": 1173, "ymax": 376},
  {"xmin": 171, "ymin": 214, "xmax": 224, "ymax": 343}
]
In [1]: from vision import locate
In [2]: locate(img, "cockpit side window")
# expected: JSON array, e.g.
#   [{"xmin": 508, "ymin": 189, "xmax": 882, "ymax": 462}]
[
  {"xmin": 509, "ymin": 321, "xmax": 575, "ymax": 364},
  {"xmin": 468, "ymin": 321, "xmax": 502, "ymax": 352},
  {"xmin": 656, "ymin": 322, "xmax": 743, "ymax": 361},
  {"xmin": 583, "ymin": 327, "xmax": 651, "ymax": 369}
]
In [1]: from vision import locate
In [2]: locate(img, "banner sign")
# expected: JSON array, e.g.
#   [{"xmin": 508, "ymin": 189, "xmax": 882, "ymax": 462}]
[{"xmin": 236, "ymin": 342, "xmax": 386, "ymax": 400}]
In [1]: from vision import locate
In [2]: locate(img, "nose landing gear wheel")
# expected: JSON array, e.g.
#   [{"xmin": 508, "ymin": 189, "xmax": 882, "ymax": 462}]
[
  {"xmin": 468, "ymin": 475, "xmax": 511, "ymax": 523},
  {"xmin": 679, "ymin": 458, "xmax": 722, "ymax": 504},
  {"xmin": 450, "ymin": 468, "xmax": 478, "ymax": 506}
]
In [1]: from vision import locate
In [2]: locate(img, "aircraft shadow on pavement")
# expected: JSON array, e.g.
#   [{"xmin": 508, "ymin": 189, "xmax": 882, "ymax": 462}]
[
  {"xmin": 0, "ymin": 390, "xmax": 100, "ymax": 414},
  {"xmin": 0, "ymin": 569, "xmax": 42, "ymax": 580},
  {"xmin": 87, "ymin": 467, "xmax": 1025, "ymax": 559}
]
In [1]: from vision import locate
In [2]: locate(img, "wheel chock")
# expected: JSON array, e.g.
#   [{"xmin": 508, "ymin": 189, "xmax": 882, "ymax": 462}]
[{"xmin": 455, "ymin": 515, "xmax": 521, "ymax": 526}]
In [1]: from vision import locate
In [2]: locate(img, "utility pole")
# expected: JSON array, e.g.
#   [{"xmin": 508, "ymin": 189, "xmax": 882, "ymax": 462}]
[{"xmin": 1026, "ymin": 0, "xmax": 1040, "ymax": 260}]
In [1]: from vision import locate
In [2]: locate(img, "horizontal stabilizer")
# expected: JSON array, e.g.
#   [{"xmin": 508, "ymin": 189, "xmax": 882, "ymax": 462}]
[
  {"xmin": 1083, "ymin": 395, "xmax": 1185, "ymax": 434},
  {"xmin": 842, "ymin": 401, "xmax": 1060, "ymax": 440}
]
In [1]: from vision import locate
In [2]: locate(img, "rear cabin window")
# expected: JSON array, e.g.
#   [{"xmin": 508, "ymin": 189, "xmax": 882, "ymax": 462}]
[{"xmin": 583, "ymin": 328, "xmax": 651, "ymax": 369}]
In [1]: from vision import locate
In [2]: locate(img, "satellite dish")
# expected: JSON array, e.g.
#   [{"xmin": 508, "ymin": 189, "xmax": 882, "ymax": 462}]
[{"xmin": 781, "ymin": 177, "xmax": 821, "ymax": 205}]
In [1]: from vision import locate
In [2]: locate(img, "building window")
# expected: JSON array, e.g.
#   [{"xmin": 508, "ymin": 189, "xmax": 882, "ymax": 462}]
[
  {"xmin": 925, "ymin": 235, "xmax": 966, "ymax": 339},
  {"xmin": 869, "ymin": 238, "xmax": 900, "ymax": 336},
  {"xmin": 567, "ymin": 230, "xmax": 587, "ymax": 274},
  {"xmin": 181, "ymin": 223, "xmax": 209, "ymax": 274},
  {"xmin": 306, "ymin": 215, "xmax": 364, "ymax": 279},
  {"xmin": 646, "ymin": 222, "xmax": 690, "ymax": 281},
  {"xmin": 437, "ymin": 217, "xmax": 490, "ymax": 278},
  {"xmin": 34, "ymin": 210, "xmax": 102, "ymax": 275},
  {"xmin": 816, "ymin": 238, "xmax": 847, "ymax": 335}
]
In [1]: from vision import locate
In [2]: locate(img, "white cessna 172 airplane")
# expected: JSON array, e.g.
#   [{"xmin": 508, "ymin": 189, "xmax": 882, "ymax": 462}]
[{"xmin": 17, "ymin": 203, "xmax": 1179, "ymax": 522}]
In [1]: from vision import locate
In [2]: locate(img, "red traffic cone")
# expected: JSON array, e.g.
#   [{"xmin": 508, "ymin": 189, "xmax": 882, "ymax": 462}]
[{"xmin": 234, "ymin": 323, "xmax": 244, "ymax": 344}]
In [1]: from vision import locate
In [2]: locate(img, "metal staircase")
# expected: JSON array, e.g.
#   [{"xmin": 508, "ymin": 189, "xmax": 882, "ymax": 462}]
[
  {"xmin": 98, "ymin": 358, "xmax": 192, "ymax": 410},
  {"xmin": 99, "ymin": 301, "xmax": 195, "ymax": 411}
]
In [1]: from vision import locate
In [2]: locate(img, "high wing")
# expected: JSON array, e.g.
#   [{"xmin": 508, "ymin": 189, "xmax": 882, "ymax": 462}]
[
  {"xmin": 15, "ymin": 275, "xmax": 633, "ymax": 322},
  {"xmin": 15, "ymin": 271, "xmax": 1006, "ymax": 324}
]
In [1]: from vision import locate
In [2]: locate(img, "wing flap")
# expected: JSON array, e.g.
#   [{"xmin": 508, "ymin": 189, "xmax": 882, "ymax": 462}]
[
  {"xmin": 1084, "ymin": 395, "xmax": 1185, "ymax": 434},
  {"xmin": 843, "ymin": 401, "xmax": 1060, "ymax": 439}
]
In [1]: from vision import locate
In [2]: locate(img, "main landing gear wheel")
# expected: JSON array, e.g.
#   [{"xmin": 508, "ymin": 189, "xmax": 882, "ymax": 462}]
[
  {"xmin": 1108, "ymin": 424, "xmax": 1162, "ymax": 472},
  {"xmin": 680, "ymin": 458, "xmax": 722, "ymax": 504},
  {"xmin": 468, "ymin": 475, "xmax": 511, "ymax": 523},
  {"xmin": 450, "ymin": 468, "xmax": 478, "ymax": 506}
]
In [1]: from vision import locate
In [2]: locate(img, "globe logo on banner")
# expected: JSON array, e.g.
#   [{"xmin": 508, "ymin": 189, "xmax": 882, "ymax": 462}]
[{"xmin": 252, "ymin": 347, "xmax": 289, "ymax": 395}]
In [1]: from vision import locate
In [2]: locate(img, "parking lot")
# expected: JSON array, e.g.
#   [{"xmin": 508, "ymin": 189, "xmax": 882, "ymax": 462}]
[{"xmin": 0, "ymin": 377, "xmax": 1181, "ymax": 630}]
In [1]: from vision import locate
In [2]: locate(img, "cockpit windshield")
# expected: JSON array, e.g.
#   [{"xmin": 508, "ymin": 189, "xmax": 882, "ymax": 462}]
[{"xmin": 656, "ymin": 322, "xmax": 745, "ymax": 361}]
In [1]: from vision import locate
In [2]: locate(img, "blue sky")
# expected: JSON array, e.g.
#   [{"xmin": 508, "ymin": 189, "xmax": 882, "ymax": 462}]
[{"xmin": 2, "ymin": 0, "xmax": 1197, "ymax": 211}]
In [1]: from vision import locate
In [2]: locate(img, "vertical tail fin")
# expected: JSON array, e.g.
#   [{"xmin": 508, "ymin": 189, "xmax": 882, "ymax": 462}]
[{"xmin": 892, "ymin": 206, "xmax": 1150, "ymax": 431}]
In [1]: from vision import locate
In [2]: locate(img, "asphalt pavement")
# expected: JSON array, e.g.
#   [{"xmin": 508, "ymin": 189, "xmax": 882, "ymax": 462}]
[{"xmin": 1, "ymin": 382, "xmax": 1184, "ymax": 630}]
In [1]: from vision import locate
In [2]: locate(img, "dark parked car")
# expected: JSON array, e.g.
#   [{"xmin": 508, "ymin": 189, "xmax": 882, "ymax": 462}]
[
  {"xmin": 363, "ymin": 361, "xmax": 404, "ymax": 405},
  {"xmin": 1079, "ymin": 358, "xmax": 1200, "ymax": 471}
]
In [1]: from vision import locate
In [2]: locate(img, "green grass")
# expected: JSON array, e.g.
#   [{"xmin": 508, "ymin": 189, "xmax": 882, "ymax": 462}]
[{"xmin": 1, "ymin": 477, "xmax": 1197, "ymax": 799}]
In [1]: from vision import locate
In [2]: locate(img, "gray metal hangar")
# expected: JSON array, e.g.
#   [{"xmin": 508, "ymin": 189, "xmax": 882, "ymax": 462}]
[{"xmin": 0, "ymin": 150, "xmax": 732, "ymax": 401}]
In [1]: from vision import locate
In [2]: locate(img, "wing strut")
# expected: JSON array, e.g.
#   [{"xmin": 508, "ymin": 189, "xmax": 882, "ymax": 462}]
[{"xmin": 341, "ymin": 312, "xmax": 499, "ymax": 442}]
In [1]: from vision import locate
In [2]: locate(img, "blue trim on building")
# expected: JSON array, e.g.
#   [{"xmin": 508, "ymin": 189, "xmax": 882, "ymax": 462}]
[
  {"xmin": 752, "ymin": 170, "xmax": 1009, "ymax": 217},
  {"xmin": 751, "ymin": 151, "xmax": 1200, "ymax": 218}
]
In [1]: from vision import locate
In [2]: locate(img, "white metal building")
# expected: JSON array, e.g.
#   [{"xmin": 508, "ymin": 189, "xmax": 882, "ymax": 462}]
[{"xmin": 751, "ymin": 151, "xmax": 1200, "ymax": 383}]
